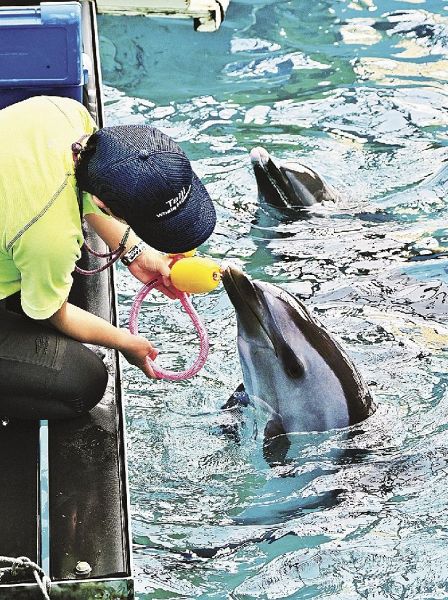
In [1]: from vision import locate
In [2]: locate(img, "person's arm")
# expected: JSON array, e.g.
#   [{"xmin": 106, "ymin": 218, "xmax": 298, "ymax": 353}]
[
  {"xmin": 49, "ymin": 300, "xmax": 157, "ymax": 378},
  {"xmin": 14, "ymin": 207, "xmax": 158, "ymax": 377},
  {"xmin": 85, "ymin": 212, "xmax": 177, "ymax": 297},
  {"xmin": 84, "ymin": 211, "xmax": 139, "ymax": 257}
]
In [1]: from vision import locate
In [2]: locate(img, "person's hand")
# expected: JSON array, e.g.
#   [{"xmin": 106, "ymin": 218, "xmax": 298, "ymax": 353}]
[
  {"xmin": 127, "ymin": 246, "xmax": 178, "ymax": 299},
  {"xmin": 119, "ymin": 329, "xmax": 159, "ymax": 378}
]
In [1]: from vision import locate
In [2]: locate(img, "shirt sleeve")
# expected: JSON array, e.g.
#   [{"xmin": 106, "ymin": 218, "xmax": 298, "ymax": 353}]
[{"xmin": 12, "ymin": 210, "xmax": 82, "ymax": 320}]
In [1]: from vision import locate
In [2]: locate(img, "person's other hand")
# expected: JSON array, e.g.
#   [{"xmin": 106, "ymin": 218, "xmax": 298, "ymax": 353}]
[
  {"xmin": 119, "ymin": 330, "xmax": 159, "ymax": 378},
  {"xmin": 127, "ymin": 246, "xmax": 177, "ymax": 299}
]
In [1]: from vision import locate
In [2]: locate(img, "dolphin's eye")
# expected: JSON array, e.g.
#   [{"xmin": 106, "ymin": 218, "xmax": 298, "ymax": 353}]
[
  {"xmin": 280, "ymin": 344, "xmax": 305, "ymax": 379},
  {"xmin": 286, "ymin": 359, "xmax": 305, "ymax": 379}
]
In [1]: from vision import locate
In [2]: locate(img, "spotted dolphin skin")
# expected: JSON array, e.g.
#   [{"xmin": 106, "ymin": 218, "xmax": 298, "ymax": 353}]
[
  {"xmin": 222, "ymin": 266, "xmax": 374, "ymax": 443},
  {"xmin": 250, "ymin": 146, "xmax": 339, "ymax": 209}
]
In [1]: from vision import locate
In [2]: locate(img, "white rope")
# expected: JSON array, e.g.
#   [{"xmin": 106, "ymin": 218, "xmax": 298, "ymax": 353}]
[{"xmin": 0, "ymin": 556, "xmax": 51, "ymax": 599}]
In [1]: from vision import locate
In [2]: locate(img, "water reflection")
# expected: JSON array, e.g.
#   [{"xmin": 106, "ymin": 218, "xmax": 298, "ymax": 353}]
[{"xmin": 101, "ymin": 0, "xmax": 448, "ymax": 597}]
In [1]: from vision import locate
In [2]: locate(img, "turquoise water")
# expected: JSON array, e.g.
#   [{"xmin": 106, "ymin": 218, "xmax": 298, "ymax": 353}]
[{"xmin": 99, "ymin": 1, "xmax": 448, "ymax": 598}]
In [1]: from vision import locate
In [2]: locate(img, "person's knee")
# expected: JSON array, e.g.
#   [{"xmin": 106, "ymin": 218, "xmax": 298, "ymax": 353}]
[
  {"xmin": 78, "ymin": 360, "xmax": 109, "ymax": 414},
  {"xmin": 55, "ymin": 344, "xmax": 109, "ymax": 416}
]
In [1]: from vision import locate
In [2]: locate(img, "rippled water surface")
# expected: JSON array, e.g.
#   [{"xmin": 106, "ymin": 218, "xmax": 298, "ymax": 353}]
[{"xmin": 99, "ymin": 1, "xmax": 448, "ymax": 597}]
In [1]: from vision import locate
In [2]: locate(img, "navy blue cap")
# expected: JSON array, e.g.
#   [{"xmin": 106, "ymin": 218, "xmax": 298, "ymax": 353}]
[{"xmin": 75, "ymin": 125, "xmax": 216, "ymax": 253}]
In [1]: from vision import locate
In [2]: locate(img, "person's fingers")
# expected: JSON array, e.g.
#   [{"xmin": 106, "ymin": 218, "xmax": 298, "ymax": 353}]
[
  {"xmin": 149, "ymin": 348, "xmax": 159, "ymax": 360},
  {"xmin": 162, "ymin": 264, "xmax": 172, "ymax": 278},
  {"xmin": 155, "ymin": 283, "xmax": 177, "ymax": 300},
  {"xmin": 162, "ymin": 275, "xmax": 172, "ymax": 288},
  {"xmin": 142, "ymin": 359, "xmax": 156, "ymax": 378},
  {"xmin": 140, "ymin": 347, "xmax": 158, "ymax": 378}
]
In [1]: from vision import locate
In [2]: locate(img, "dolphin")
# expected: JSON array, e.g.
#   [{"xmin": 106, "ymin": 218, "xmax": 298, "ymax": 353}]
[
  {"xmin": 250, "ymin": 146, "xmax": 339, "ymax": 209},
  {"xmin": 222, "ymin": 266, "xmax": 375, "ymax": 452}
]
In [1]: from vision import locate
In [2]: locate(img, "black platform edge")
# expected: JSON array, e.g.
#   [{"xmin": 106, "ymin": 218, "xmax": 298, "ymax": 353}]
[
  {"xmin": 0, "ymin": 0, "xmax": 132, "ymax": 591},
  {"xmin": 0, "ymin": 576, "xmax": 134, "ymax": 599},
  {"xmin": 49, "ymin": 225, "xmax": 132, "ymax": 581},
  {"xmin": 0, "ymin": 420, "xmax": 39, "ymax": 565}
]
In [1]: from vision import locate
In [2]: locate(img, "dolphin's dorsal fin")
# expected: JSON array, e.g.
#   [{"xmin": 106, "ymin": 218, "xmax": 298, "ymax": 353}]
[{"xmin": 221, "ymin": 383, "xmax": 249, "ymax": 410}]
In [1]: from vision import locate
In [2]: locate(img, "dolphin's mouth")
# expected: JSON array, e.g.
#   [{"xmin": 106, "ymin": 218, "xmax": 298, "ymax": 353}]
[
  {"xmin": 222, "ymin": 266, "xmax": 276, "ymax": 352},
  {"xmin": 250, "ymin": 149, "xmax": 293, "ymax": 209}
]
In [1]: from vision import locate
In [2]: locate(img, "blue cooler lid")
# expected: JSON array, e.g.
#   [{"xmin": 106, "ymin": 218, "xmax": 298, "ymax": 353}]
[{"xmin": 0, "ymin": 2, "xmax": 83, "ymax": 87}]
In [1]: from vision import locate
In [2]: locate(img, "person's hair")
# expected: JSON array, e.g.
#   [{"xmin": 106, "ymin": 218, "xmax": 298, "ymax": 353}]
[
  {"xmin": 74, "ymin": 132, "xmax": 97, "ymax": 183},
  {"xmin": 74, "ymin": 132, "xmax": 125, "ymax": 220}
]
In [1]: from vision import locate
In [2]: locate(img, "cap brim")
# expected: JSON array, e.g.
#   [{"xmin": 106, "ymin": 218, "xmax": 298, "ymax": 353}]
[{"xmin": 129, "ymin": 172, "xmax": 216, "ymax": 254}]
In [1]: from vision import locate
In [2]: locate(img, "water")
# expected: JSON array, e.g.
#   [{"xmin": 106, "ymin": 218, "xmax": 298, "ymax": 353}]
[{"xmin": 98, "ymin": 1, "xmax": 448, "ymax": 597}]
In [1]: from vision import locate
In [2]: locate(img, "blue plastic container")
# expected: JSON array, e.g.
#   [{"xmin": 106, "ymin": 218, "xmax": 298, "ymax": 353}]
[{"xmin": 0, "ymin": 2, "xmax": 87, "ymax": 109}]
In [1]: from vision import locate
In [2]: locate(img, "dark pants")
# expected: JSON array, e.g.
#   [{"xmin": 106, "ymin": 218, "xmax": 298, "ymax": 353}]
[{"xmin": 0, "ymin": 295, "xmax": 108, "ymax": 420}]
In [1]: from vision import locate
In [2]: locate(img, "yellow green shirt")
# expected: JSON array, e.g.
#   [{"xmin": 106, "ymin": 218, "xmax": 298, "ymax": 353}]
[{"xmin": 0, "ymin": 95, "xmax": 103, "ymax": 319}]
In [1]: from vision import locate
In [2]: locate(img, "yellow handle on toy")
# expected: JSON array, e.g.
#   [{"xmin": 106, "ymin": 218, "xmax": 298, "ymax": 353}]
[{"xmin": 169, "ymin": 252, "xmax": 221, "ymax": 294}]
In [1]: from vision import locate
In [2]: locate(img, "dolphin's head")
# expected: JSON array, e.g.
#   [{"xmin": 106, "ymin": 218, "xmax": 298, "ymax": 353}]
[
  {"xmin": 222, "ymin": 266, "xmax": 373, "ymax": 435},
  {"xmin": 250, "ymin": 146, "xmax": 339, "ymax": 209}
]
